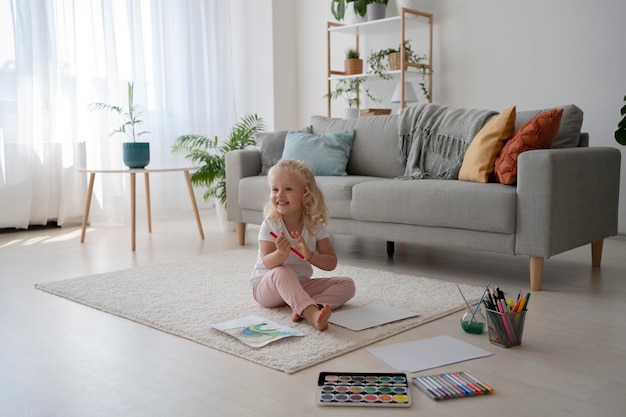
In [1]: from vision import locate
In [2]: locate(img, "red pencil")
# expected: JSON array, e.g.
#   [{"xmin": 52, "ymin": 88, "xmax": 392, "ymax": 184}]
[{"xmin": 269, "ymin": 231, "xmax": 305, "ymax": 259}]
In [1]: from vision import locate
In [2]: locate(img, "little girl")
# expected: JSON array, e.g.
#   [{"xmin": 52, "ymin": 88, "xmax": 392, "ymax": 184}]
[{"xmin": 249, "ymin": 159, "xmax": 355, "ymax": 331}]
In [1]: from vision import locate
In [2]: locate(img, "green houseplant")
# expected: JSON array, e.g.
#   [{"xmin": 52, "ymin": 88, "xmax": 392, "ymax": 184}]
[
  {"xmin": 344, "ymin": 47, "xmax": 363, "ymax": 75},
  {"xmin": 88, "ymin": 82, "xmax": 150, "ymax": 169},
  {"xmin": 171, "ymin": 114, "xmax": 265, "ymax": 206},
  {"xmin": 331, "ymin": 0, "xmax": 367, "ymax": 21},
  {"xmin": 615, "ymin": 95, "xmax": 626, "ymax": 146},
  {"xmin": 367, "ymin": 40, "xmax": 431, "ymax": 99},
  {"xmin": 325, "ymin": 77, "xmax": 382, "ymax": 117},
  {"xmin": 346, "ymin": 47, "xmax": 360, "ymax": 59}
]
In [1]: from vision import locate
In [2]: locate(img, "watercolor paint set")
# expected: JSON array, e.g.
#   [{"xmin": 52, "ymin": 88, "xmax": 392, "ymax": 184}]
[{"xmin": 316, "ymin": 372, "xmax": 411, "ymax": 407}]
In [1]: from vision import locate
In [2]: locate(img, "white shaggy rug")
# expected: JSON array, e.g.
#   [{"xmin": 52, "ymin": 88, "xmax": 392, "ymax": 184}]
[{"xmin": 35, "ymin": 249, "xmax": 484, "ymax": 374}]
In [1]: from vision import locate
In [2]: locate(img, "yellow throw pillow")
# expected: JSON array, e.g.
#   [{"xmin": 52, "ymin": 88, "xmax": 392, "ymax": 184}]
[{"xmin": 459, "ymin": 106, "xmax": 516, "ymax": 183}]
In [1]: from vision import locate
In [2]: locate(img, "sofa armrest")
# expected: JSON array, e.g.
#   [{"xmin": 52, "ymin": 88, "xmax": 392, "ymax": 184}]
[
  {"xmin": 225, "ymin": 149, "xmax": 262, "ymax": 222},
  {"xmin": 516, "ymin": 146, "xmax": 621, "ymax": 257}
]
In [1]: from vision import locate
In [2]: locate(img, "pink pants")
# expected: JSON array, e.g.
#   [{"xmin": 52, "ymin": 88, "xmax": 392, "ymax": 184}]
[{"xmin": 253, "ymin": 265, "xmax": 355, "ymax": 316}]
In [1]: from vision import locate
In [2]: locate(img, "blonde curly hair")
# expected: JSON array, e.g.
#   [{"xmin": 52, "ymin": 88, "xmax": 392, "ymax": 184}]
[{"xmin": 264, "ymin": 159, "xmax": 329, "ymax": 234}]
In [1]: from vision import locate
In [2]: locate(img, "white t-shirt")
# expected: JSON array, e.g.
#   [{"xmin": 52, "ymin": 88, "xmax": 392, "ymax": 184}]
[{"xmin": 249, "ymin": 217, "xmax": 330, "ymax": 287}]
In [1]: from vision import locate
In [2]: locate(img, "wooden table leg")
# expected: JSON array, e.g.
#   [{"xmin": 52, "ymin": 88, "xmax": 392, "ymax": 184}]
[
  {"xmin": 130, "ymin": 172, "xmax": 136, "ymax": 251},
  {"xmin": 184, "ymin": 170, "xmax": 205, "ymax": 240},
  {"xmin": 144, "ymin": 172, "xmax": 152, "ymax": 233},
  {"xmin": 80, "ymin": 172, "xmax": 96, "ymax": 243}
]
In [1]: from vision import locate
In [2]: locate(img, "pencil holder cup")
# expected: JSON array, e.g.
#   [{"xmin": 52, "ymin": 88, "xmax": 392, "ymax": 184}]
[
  {"xmin": 460, "ymin": 305, "xmax": 486, "ymax": 334},
  {"xmin": 485, "ymin": 309, "xmax": 526, "ymax": 348}
]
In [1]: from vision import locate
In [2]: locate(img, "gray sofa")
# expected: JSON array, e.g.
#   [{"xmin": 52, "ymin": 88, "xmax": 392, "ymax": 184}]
[{"xmin": 225, "ymin": 105, "xmax": 621, "ymax": 291}]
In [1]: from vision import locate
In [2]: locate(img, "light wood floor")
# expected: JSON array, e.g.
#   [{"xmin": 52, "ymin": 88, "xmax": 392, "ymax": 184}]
[{"xmin": 1, "ymin": 210, "xmax": 625, "ymax": 417}]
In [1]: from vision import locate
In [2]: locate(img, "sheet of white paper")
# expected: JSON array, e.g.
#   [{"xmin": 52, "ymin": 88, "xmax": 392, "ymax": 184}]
[
  {"xmin": 212, "ymin": 315, "xmax": 305, "ymax": 348},
  {"xmin": 328, "ymin": 303, "xmax": 419, "ymax": 331},
  {"xmin": 367, "ymin": 335, "xmax": 493, "ymax": 372}
]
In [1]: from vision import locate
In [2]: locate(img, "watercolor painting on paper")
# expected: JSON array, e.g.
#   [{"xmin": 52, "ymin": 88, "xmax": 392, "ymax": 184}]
[{"xmin": 212, "ymin": 315, "xmax": 305, "ymax": 348}]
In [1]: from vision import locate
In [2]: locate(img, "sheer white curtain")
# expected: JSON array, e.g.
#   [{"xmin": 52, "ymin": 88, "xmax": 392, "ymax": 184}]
[{"xmin": 0, "ymin": 0, "xmax": 236, "ymax": 228}]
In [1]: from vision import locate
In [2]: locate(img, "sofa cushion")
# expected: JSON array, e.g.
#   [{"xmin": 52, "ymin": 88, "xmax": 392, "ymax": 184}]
[
  {"xmin": 238, "ymin": 175, "xmax": 382, "ymax": 220},
  {"xmin": 282, "ymin": 130, "xmax": 355, "ymax": 176},
  {"xmin": 310, "ymin": 115, "xmax": 404, "ymax": 178},
  {"xmin": 494, "ymin": 108, "xmax": 563, "ymax": 185},
  {"xmin": 351, "ymin": 179, "xmax": 517, "ymax": 234},
  {"xmin": 516, "ymin": 104, "xmax": 582, "ymax": 148},
  {"xmin": 255, "ymin": 127, "xmax": 311, "ymax": 175},
  {"xmin": 459, "ymin": 105, "xmax": 517, "ymax": 183}
]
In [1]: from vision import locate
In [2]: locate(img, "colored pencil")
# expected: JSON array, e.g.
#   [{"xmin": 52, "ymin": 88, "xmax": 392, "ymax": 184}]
[{"xmin": 269, "ymin": 231, "xmax": 305, "ymax": 259}]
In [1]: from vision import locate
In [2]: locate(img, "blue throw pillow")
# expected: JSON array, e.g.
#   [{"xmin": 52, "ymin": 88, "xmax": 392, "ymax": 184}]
[{"xmin": 282, "ymin": 130, "xmax": 355, "ymax": 176}]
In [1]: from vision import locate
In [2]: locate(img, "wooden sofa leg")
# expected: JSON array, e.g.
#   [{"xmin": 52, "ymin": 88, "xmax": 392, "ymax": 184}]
[
  {"xmin": 529, "ymin": 256, "xmax": 544, "ymax": 291},
  {"xmin": 236, "ymin": 222, "xmax": 246, "ymax": 246},
  {"xmin": 591, "ymin": 239, "xmax": 603, "ymax": 267}
]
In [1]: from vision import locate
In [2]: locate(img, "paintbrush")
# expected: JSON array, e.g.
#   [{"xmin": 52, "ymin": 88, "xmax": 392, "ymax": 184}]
[{"xmin": 456, "ymin": 284, "xmax": 473, "ymax": 311}]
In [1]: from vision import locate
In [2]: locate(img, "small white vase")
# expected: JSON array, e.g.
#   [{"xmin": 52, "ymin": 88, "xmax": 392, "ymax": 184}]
[{"xmin": 344, "ymin": 108, "xmax": 360, "ymax": 119}]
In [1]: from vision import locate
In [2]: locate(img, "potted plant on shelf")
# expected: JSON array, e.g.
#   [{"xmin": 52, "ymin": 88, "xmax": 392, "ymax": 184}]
[
  {"xmin": 366, "ymin": 0, "xmax": 388, "ymax": 21},
  {"xmin": 615, "ymin": 95, "xmax": 626, "ymax": 146},
  {"xmin": 367, "ymin": 40, "xmax": 431, "ymax": 99},
  {"xmin": 331, "ymin": 0, "xmax": 367, "ymax": 22},
  {"xmin": 326, "ymin": 77, "xmax": 382, "ymax": 119},
  {"xmin": 344, "ymin": 47, "xmax": 363, "ymax": 75},
  {"xmin": 88, "ymin": 82, "xmax": 150, "ymax": 169},
  {"xmin": 171, "ymin": 114, "xmax": 265, "ymax": 209}
]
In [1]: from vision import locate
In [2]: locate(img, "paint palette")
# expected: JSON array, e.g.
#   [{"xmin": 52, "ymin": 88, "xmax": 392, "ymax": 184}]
[{"xmin": 316, "ymin": 372, "xmax": 412, "ymax": 407}]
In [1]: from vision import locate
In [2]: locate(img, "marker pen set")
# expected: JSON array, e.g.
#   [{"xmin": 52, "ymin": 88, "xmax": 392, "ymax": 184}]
[
  {"xmin": 411, "ymin": 371, "xmax": 494, "ymax": 401},
  {"xmin": 482, "ymin": 285, "xmax": 529, "ymax": 348},
  {"xmin": 482, "ymin": 285, "xmax": 530, "ymax": 314}
]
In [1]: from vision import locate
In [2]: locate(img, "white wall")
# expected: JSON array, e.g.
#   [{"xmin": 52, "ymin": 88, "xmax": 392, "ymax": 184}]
[
  {"xmin": 238, "ymin": 0, "xmax": 626, "ymax": 234},
  {"xmin": 230, "ymin": 0, "xmax": 297, "ymax": 132}
]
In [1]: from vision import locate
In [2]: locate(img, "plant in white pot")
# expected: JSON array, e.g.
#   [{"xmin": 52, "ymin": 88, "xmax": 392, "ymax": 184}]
[
  {"xmin": 171, "ymin": 114, "xmax": 265, "ymax": 229},
  {"xmin": 88, "ymin": 82, "xmax": 150, "ymax": 169},
  {"xmin": 331, "ymin": 0, "xmax": 367, "ymax": 23},
  {"xmin": 326, "ymin": 77, "xmax": 382, "ymax": 119}
]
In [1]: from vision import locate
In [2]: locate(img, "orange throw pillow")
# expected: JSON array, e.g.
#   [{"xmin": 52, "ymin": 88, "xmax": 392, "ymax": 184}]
[
  {"xmin": 459, "ymin": 105, "xmax": 516, "ymax": 183},
  {"xmin": 493, "ymin": 108, "xmax": 563, "ymax": 185}
]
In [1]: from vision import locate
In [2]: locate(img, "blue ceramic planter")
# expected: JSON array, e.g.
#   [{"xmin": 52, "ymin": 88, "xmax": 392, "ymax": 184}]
[{"xmin": 123, "ymin": 142, "xmax": 150, "ymax": 169}]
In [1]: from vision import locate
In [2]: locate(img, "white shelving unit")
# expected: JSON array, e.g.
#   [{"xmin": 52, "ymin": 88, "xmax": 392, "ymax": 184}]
[{"xmin": 326, "ymin": 8, "xmax": 433, "ymax": 116}]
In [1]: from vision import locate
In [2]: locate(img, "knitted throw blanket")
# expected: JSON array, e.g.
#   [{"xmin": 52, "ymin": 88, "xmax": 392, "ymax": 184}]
[{"xmin": 397, "ymin": 104, "xmax": 496, "ymax": 179}]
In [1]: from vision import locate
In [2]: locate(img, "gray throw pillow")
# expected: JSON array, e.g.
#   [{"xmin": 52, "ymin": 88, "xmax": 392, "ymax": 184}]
[
  {"xmin": 255, "ymin": 126, "xmax": 312, "ymax": 174},
  {"xmin": 515, "ymin": 104, "xmax": 583, "ymax": 148}
]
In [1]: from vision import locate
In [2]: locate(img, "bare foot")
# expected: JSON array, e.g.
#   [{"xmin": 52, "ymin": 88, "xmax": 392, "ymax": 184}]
[
  {"xmin": 315, "ymin": 304, "xmax": 332, "ymax": 331},
  {"xmin": 291, "ymin": 311, "xmax": 303, "ymax": 322},
  {"xmin": 302, "ymin": 303, "xmax": 331, "ymax": 331}
]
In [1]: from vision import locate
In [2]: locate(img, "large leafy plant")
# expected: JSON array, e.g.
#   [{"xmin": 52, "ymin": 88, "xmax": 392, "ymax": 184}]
[
  {"xmin": 88, "ymin": 82, "xmax": 149, "ymax": 142},
  {"xmin": 171, "ymin": 114, "xmax": 265, "ymax": 206},
  {"xmin": 331, "ymin": 0, "xmax": 367, "ymax": 21}
]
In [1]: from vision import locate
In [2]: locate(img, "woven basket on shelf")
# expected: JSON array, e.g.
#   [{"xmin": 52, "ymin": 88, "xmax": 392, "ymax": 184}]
[
  {"xmin": 388, "ymin": 52, "xmax": 409, "ymax": 71},
  {"xmin": 344, "ymin": 58, "xmax": 363, "ymax": 75}
]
